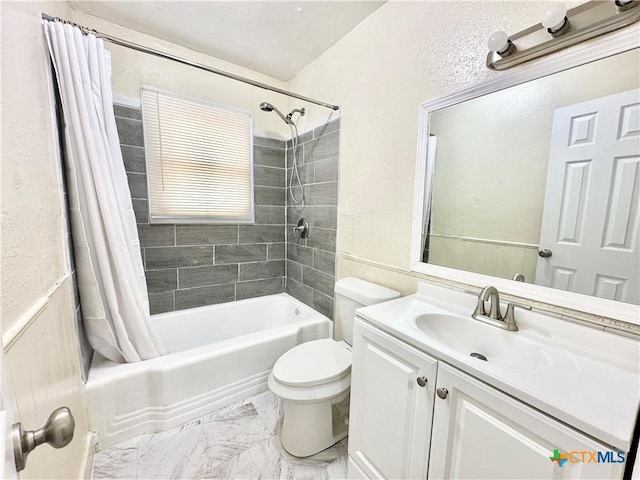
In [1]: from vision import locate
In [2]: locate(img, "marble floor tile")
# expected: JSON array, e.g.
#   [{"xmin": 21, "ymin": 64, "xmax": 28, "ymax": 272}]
[
  {"xmin": 248, "ymin": 390, "xmax": 284, "ymax": 435},
  {"xmin": 199, "ymin": 438, "xmax": 283, "ymax": 480},
  {"xmin": 275, "ymin": 437, "xmax": 347, "ymax": 480},
  {"xmin": 93, "ymin": 438, "xmax": 138, "ymax": 479},
  {"xmin": 137, "ymin": 422, "xmax": 209, "ymax": 479},
  {"xmin": 199, "ymin": 403, "xmax": 272, "ymax": 472},
  {"xmin": 92, "ymin": 391, "xmax": 348, "ymax": 480}
]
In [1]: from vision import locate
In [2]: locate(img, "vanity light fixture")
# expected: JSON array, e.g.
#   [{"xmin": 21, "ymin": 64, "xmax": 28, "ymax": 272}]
[{"xmin": 486, "ymin": 0, "xmax": 639, "ymax": 71}]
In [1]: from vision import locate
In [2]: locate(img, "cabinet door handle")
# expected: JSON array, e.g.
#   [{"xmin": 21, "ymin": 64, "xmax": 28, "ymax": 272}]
[
  {"xmin": 436, "ymin": 388, "xmax": 449, "ymax": 399},
  {"xmin": 416, "ymin": 376, "xmax": 428, "ymax": 387}
]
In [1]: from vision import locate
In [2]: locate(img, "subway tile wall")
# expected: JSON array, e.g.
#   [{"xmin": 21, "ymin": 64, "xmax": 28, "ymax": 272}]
[
  {"xmin": 115, "ymin": 105, "xmax": 286, "ymax": 314},
  {"xmin": 285, "ymin": 120, "xmax": 340, "ymax": 319},
  {"xmin": 114, "ymin": 105, "xmax": 340, "ymax": 320}
]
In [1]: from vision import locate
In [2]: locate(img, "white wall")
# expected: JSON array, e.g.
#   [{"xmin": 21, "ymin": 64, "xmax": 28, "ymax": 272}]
[
  {"xmin": 287, "ymin": 0, "xmax": 639, "ymax": 325},
  {"xmin": 70, "ymin": 10, "xmax": 292, "ymax": 137},
  {"xmin": 1, "ymin": 1, "xmax": 92, "ymax": 477},
  {"xmin": 289, "ymin": 0, "xmax": 580, "ymax": 269},
  {"xmin": 1, "ymin": 1, "xmax": 69, "ymax": 331}
]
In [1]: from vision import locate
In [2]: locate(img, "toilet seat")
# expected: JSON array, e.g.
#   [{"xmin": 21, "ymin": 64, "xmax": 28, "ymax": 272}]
[{"xmin": 272, "ymin": 339, "xmax": 352, "ymax": 387}]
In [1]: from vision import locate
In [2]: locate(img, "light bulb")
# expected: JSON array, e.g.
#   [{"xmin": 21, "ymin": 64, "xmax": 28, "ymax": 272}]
[
  {"xmin": 487, "ymin": 30, "xmax": 515, "ymax": 57},
  {"xmin": 487, "ymin": 31, "xmax": 509, "ymax": 53},
  {"xmin": 541, "ymin": 3, "xmax": 568, "ymax": 32},
  {"xmin": 616, "ymin": 0, "xmax": 637, "ymax": 11}
]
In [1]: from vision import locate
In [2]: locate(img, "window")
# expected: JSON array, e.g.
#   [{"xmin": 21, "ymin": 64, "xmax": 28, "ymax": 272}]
[{"xmin": 141, "ymin": 87, "xmax": 254, "ymax": 224}]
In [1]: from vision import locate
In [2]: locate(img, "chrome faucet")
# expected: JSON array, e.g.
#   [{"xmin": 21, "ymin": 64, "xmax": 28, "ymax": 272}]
[{"xmin": 472, "ymin": 286, "xmax": 531, "ymax": 332}]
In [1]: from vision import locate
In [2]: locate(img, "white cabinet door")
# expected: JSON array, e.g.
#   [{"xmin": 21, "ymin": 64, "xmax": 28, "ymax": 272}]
[
  {"xmin": 429, "ymin": 364, "xmax": 624, "ymax": 480},
  {"xmin": 348, "ymin": 318, "xmax": 438, "ymax": 480},
  {"xmin": 535, "ymin": 89, "xmax": 639, "ymax": 303}
]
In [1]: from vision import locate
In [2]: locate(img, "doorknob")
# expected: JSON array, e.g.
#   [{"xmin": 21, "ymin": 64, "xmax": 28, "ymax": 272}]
[
  {"xmin": 12, "ymin": 407, "xmax": 75, "ymax": 472},
  {"xmin": 538, "ymin": 249, "xmax": 553, "ymax": 258},
  {"xmin": 416, "ymin": 376, "xmax": 428, "ymax": 387}
]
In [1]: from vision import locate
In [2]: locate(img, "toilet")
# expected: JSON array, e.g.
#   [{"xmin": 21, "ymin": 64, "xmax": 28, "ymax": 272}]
[{"xmin": 268, "ymin": 277, "xmax": 401, "ymax": 457}]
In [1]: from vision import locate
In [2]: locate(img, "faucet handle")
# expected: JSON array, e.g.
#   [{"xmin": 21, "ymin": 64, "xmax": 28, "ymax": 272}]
[
  {"xmin": 506, "ymin": 302, "xmax": 532, "ymax": 311},
  {"xmin": 292, "ymin": 218, "xmax": 309, "ymax": 239},
  {"xmin": 502, "ymin": 302, "xmax": 532, "ymax": 330}
]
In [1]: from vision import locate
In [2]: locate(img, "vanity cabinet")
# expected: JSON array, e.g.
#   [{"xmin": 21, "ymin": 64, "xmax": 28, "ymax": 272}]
[
  {"xmin": 348, "ymin": 318, "xmax": 625, "ymax": 480},
  {"xmin": 348, "ymin": 319, "xmax": 438, "ymax": 480},
  {"xmin": 429, "ymin": 363, "xmax": 622, "ymax": 480}
]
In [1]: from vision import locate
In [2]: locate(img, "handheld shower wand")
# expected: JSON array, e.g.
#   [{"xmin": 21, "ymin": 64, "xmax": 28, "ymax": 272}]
[
  {"xmin": 260, "ymin": 102, "xmax": 289, "ymax": 124},
  {"xmin": 259, "ymin": 102, "xmax": 306, "ymax": 204},
  {"xmin": 259, "ymin": 102, "xmax": 306, "ymax": 125}
]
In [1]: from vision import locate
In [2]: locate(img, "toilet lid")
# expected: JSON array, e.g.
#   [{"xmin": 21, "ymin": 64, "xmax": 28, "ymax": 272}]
[{"xmin": 272, "ymin": 339, "xmax": 351, "ymax": 387}]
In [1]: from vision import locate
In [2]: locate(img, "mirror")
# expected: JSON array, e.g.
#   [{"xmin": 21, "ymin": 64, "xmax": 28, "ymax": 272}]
[{"xmin": 414, "ymin": 43, "xmax": 640, "ymax": 314}]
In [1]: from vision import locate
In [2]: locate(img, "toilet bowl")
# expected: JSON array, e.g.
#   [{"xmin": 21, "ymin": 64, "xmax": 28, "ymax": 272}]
[{"xmin": 269, "ymin": 278, "xmax": 401, "ymax": 457}]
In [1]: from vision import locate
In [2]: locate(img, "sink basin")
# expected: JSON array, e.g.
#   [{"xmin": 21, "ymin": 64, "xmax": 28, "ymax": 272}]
[{"xmin": 411, "ymin": 312, "xmax": 552, "ymax": 372}]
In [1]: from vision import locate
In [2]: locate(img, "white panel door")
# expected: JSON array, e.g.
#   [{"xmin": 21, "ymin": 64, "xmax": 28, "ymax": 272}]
[
  {"xmin": 429, "ymin": 364, "xmax": 624, "ymax": 480},
  {"xmin": 3, "ymin": 278, "xmax": 90, "ymax": 479},
  {"xmin": 536, "ymin": 89, "xmax": 640, "ymax": 304},
  {"xmin": 348, "ymin": 319, "xmax": 438, "ymax": 480}
]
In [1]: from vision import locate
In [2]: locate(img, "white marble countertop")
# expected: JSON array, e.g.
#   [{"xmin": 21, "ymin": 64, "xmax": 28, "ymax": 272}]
[{"xmin": 355, "ymin": 281, "xmax": 640, "ymax": 451}]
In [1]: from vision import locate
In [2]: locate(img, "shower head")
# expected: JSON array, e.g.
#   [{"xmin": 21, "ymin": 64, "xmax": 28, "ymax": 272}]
[{"xmin": 259, "ymin": 102, "xmax": 290, "ymax": 124}]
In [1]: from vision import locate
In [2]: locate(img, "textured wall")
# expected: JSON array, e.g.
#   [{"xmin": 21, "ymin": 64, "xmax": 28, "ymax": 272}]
[
  {"xmin": 115, "ymin": 105, "xmax": 287, "ymax": 313},
  {"xmin": 1, "ymin": 0, "xmax": 70, "ymax": 331},
  {"xmin": 1, "ymin": 1, "xmax": 93, "ymax": 477},
  {"xmin": 285, "ymin": 120, "xmax": 340, "ymax": 319},
  {"xmin": 283, "ymin": 0, "xmax": 640, "ymax": 331},
  {"xmin": 287, "ymin": 0, "xmax": 584, "ymax": 270}
]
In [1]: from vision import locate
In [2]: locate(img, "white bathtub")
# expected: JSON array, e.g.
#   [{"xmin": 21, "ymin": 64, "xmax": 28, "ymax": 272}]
[{"xmin": 84, "ymin": 293, "xmax": 332, "ymax": 448}]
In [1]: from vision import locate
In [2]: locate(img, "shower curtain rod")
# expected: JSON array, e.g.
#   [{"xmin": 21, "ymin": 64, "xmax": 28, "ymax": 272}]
[{"xmin": 41, "ymin": 13, "xmax": 340, "ymax": 111}]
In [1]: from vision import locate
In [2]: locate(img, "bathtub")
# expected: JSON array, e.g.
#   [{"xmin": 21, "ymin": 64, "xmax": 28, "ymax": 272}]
[{"xmin": 84, "ymin": 293, "xmax": 332, "ymax": 448}]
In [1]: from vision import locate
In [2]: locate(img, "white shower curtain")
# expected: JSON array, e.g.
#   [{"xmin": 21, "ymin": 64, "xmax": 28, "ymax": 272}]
[{"xmin": 44, "ymin": 21, "xmax": 165, "ymax": 362}]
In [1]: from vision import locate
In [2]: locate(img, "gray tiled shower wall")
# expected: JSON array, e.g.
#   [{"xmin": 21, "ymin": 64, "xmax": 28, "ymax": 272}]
[
  {"xmin": 115, "ymin": 105, "xmax": 339, "ymax": 319},
  {"xmin": 285, "ymin": 120, "xmax": 340, "ymax": 319},
  {"xmin": 115, "ymin": 105, "xmax": 286, "ymax": 314}
]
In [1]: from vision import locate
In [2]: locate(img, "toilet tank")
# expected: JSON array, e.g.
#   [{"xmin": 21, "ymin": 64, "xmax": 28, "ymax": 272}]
[{"xmin": 334, "ymin": 277, "xmax": 401, "ymax": 345}]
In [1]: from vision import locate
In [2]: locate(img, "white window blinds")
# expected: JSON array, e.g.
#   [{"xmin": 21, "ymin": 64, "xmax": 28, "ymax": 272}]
[{"xmin": 141, "ymin": 87, "xmax": 254, "ymax": 224}]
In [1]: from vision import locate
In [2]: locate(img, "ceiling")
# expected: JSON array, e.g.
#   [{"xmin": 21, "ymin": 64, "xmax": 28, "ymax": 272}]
[{"xmin": 69, "ymin": 1, "xmax": 386, "ymax": 81}]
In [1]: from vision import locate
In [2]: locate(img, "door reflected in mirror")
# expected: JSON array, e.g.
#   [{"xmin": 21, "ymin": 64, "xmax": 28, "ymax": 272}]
[{"xmin": 423, "ymin": 48, "xmax": 639, "ymax": 305}]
